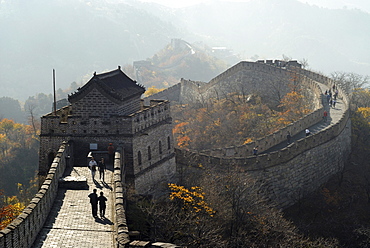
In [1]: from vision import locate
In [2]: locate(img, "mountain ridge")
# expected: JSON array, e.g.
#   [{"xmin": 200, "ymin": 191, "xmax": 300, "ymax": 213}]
[{"xmin": 0, "ymin": 0, "xmax": 369, "ymax": 100}]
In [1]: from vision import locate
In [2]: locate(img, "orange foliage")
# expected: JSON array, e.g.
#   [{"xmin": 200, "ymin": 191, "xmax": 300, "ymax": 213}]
[
  {"xmin": 168, "ymin": 183, "xmax": 215, "ymax": 216},
  {"xmin": 0, "ymin": 190, "xmax": 25, "ymax": 230},
  {"xmin": 173, "ymin": 122, "xmax": 191, "ymax": 148},
  {"xmin": 243, "ymin": 138, "xmax": 253, "ymax": 145},
  {"xmin": 278, "ymin": 87, "xmax": 311, "ymax": 125},
  {"xmin": 171, "ymin": 82, "xmax": 312, "ymax": 150}
]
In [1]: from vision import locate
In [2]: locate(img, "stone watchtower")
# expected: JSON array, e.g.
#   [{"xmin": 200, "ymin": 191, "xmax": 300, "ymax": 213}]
[{"xmin": 39, "ymin": 66, "xmax": 176, "ymax": 193}]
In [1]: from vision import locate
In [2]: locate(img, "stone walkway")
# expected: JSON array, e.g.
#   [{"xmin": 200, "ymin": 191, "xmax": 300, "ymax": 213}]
[
  {"xmin": 262, "ymin": 82, "xmax": 346, "ymax": 154},
  {"xmin": 31, "ymin": 164, "xmax": 115, "ymax": 248}
]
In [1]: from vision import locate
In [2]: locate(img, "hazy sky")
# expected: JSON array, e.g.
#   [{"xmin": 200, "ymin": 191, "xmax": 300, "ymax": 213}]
[{"xmin": 138, "ymin": 0, "xmax": 370, "ymax": 12}]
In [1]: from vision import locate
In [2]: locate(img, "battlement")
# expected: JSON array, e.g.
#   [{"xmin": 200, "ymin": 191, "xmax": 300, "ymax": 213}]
[
  {"xmin": 131, "ymin": 100, "xmax": 171, "ymax": 133},
  {"xmin": 173, "ymin": 63, "xmax": 350, "ymax": 209},
  {"xmin": 2, "ymin": 61, "xmax": 351, "ymax": 247},
  {"xmin": 40, "ymin": 100, "xmax": 171, "ymax": 138},
  {"xmin": 0, "ymin": 142, "xmax": 70, "ymax": 247}
]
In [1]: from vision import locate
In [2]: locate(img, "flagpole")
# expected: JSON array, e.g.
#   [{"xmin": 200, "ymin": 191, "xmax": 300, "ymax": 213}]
[{"xmin": 53, "ymin": 69, "xmax": 57, "ymax": 115}]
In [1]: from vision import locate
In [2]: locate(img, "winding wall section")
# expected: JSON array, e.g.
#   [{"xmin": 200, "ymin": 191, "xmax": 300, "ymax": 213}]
[{"xmin": 173, "ymin": 61, "xmax": 351, "ymax": 208}]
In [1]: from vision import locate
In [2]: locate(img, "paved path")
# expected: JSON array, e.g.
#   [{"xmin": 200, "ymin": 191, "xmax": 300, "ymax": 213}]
[
  {"xmin": 31, "ymin": 164, "xmax": 115, "ymax": 248},
  {"xmin": 262, "ymin": 82, "xmax": 345, "ymax": 154}
]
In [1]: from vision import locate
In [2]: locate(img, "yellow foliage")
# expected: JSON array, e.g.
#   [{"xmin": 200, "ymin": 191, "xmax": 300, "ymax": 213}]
[
  {"xmin": 144, "ymin": 85, "xmax": 165, "ymax": 97},
  {"xmin": 168, "ymin": 183, "xmax": 215, "ymax": 216},
  {"xmin": 243, "ymin": 138, "xmax": 253, "ymax": 145},
  {"xmin": 357, "ymin": 107, "xmax": 370, "ymax": 119}
]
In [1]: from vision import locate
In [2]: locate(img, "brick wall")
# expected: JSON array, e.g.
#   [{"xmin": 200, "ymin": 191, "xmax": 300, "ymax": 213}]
[
  {"xmin": 0, "ymin": 142, "xmax": 69, "ymax": 248},
  {"xmin": 174, "ymin": 66, "xmax": 351, "ymax": 208}
]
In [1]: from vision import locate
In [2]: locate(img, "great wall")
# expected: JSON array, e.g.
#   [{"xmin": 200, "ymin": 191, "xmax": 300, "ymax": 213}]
[{"xmin": 0, "ymin": 60, "xmax": 351, "ymax": 247}]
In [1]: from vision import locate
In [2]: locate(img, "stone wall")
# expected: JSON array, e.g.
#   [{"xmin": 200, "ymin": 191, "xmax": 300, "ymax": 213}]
[
  {"xmin": 114, "ymin": 147, "xmax": 180, "ymax": 248},
  {"xmin": 0, "ymin": 142, "xmax": 70, "ymax": 248},
  {"xmin": 113, "ymin": 149, "xmax": 130, "ymax": 248},
  {"xmin": 39, "ymin": 100, "xmax": 173, "ymax": 173},
  {"xmin": 175, "ymin": 65, "xmax": 351, "ymax": 208},
  {"xmin": 176, "ymin": 112, "xmax": 350, "ymax": 208},
  {"xmin": 144, "ymin": 83, "xmax": 183, "ymax": 104},
  {"xmin": 132, "ymin": 114, "xmax": 176, "ymax": 194},
  {"xmin": 200, "ymin": 69, "xmax": 323, "ymax": 156}
]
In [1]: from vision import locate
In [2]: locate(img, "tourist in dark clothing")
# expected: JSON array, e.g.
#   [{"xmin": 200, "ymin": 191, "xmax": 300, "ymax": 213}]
[
  {"xmin": 107, "ymin": 143, "xmax": 115, "ymax": 165},
  {"xmin": 287, "ymin": 132, "xmax": 292, "ymax": 144},
  {"xmin": 98, "ymin": 157, "xmax": 106, "ymax": 182},
  {"xmin": 98, "ymin": 191, "xmax": 108, "ymax": 218},
  {"xmin": 88, "ymin": 189, "xmax": 98, "ymax": 218},
  {"xmin": 253, "ymin": 146, "xmax": 258, "ymax": 156}
]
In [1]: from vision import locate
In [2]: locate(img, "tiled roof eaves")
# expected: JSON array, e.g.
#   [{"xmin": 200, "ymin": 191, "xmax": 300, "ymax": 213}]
[{"xmin": 68, "ymin": 68, "xmax": 146, "ymax": 103}]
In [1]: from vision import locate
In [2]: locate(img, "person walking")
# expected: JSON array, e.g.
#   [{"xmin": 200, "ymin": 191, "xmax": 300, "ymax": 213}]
[
  {"xmin": 97, "ymin": 191, "xmax": 108, "ymax": 218},
  {"xmin": 107, "ymin": 143, "xmax": 115, "ymax": 165},
  {"xmin": 88, "ymin": 189, "xmax": 98, "ymax": 218},
  {"xmin": 332, "ymin": 99, "xmax": 336, "ymax": 108},
  {"xmin": 305, "ymin": 128, "xmax": 311, "ymax": 136},
  {"xmin": 287, "ymin": 132, "xmax": 292, "ymax": 144},
  {"xmin": 98, "ymin": 157, "xmax": 106, "ymax": 182},
  {"xmin": 89, "ymin": 157, "xmax": 98, "ymax": 181},
  {"xmin": 253, "ymin": 146, "xmax": 258, "ymax": 156},
  {"xmin": 323, "ymin": 110, "xmax": 328, "ymax": 122}
]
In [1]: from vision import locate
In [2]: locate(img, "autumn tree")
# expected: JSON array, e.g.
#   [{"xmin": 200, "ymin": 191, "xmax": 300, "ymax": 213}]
[
  {"xmin": 144, "ymin": 86, "xmax": 165, "ymax": 97},
  {"xmin": 171, "ymin": 83, "xmax": 311, "ymax": 151},
  {"xmin": 277, "ymin": 85, "xmax": 311, "ymax": 125},
  {"xmin": 24, "ymin": 93, "xmax": 53, "ymax": 118},
  {"xmin": 199, "ymin": 167, "xmax": 317, "ymax": 247},
  {"xmin": 0, "ymin": 190, "xmax": 25, "ymax": 229},
  {"xmin": 0, "ymin": 119, "xmax": 39, "ymax": 197},
  {"xmin": 331, "ymin": 72, "xmax": 369, "ymax": 95},
  {"xmin": 132, "ymin": 165, "xmax": 338, "ymax": 247},
  {"xmin": 351, "ymin": 88, "xmax": 370, "ymax": 110},
  {"xmin": 130, "ymin": 183, "xmax": 223, "ymax": 247}
]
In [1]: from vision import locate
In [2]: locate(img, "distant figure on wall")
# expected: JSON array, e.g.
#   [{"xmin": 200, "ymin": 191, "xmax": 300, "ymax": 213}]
[
  {"xmin": 107, "ymin": 143, "xmax": 115, "ymax": 165},
  {"xmin": 287, "ymin": 132, "xmax": 292, "ymax": 144},
  {"xmin": 305, "ymin": 128, "xmax": 311, "ymax": 136},
  {"xmin": 253, "ymin": 146, "xmax": 258, "ymax": 156},
  {"xmin": 89, "ymin": 157, "xmax": 97, "ymax": 181},
  {"xmin": 98, "ymin": 157, "xmax": 106, "ymax": 182},
  {"xmin": 332, "ymin": 99, "xmax": 337, "ymax": 108},
  {"xmin": 323, "ymin": 110, "xmax": 328, "ymax": 122},
  {"xmin": 88, "ymin": 189, "xmax": 98, "ymax": 218}
]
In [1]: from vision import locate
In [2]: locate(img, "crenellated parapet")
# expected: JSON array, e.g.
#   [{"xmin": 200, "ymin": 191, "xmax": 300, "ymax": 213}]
[
  {"xmin": 172, "ymin": 60, "xmax": 351, "ymax": 209},
  {"xmin": 0, "ymin": 142, "xmax": 71, "ymax": 248},
  {"xmin": 131, "ymin": 100, "xmax": 171, "ymax": 133},
  {"xmin": 200, "ymin": 62, "xmax": 324, "ymax": 157}
]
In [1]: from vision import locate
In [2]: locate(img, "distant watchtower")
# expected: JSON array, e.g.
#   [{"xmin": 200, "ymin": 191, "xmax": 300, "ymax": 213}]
[{"xmin": 39, "ymin": 66, "xmax": 176, "ymax": 193}]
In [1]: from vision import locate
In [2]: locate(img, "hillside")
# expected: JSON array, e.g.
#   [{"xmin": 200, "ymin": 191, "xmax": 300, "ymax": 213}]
[
  {"xmin": 0, "ymin": 0, "xmax": 186, "ymax": 100},
  {"xmin": 1, "ymin": 0, "xmax": 369, "ymax": 101},
  {"xmin": 129, "ymin": 40, "xmax": 230, "ymax": 89},
  {"xmin": 169, "ymin": 0, "xmax": 370, "ymax": 76}
]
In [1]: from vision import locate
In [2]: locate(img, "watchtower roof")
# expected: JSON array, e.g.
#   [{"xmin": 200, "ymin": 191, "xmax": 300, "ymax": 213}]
[{"xmin": 68, "ymin": 66, "xmax": 145, "ymax": 103}]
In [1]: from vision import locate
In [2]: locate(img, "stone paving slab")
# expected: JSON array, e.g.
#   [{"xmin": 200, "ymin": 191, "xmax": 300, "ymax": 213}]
[{"xmin": 31, "ymin": 165, "xmax": 115, "ymax": 248}]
